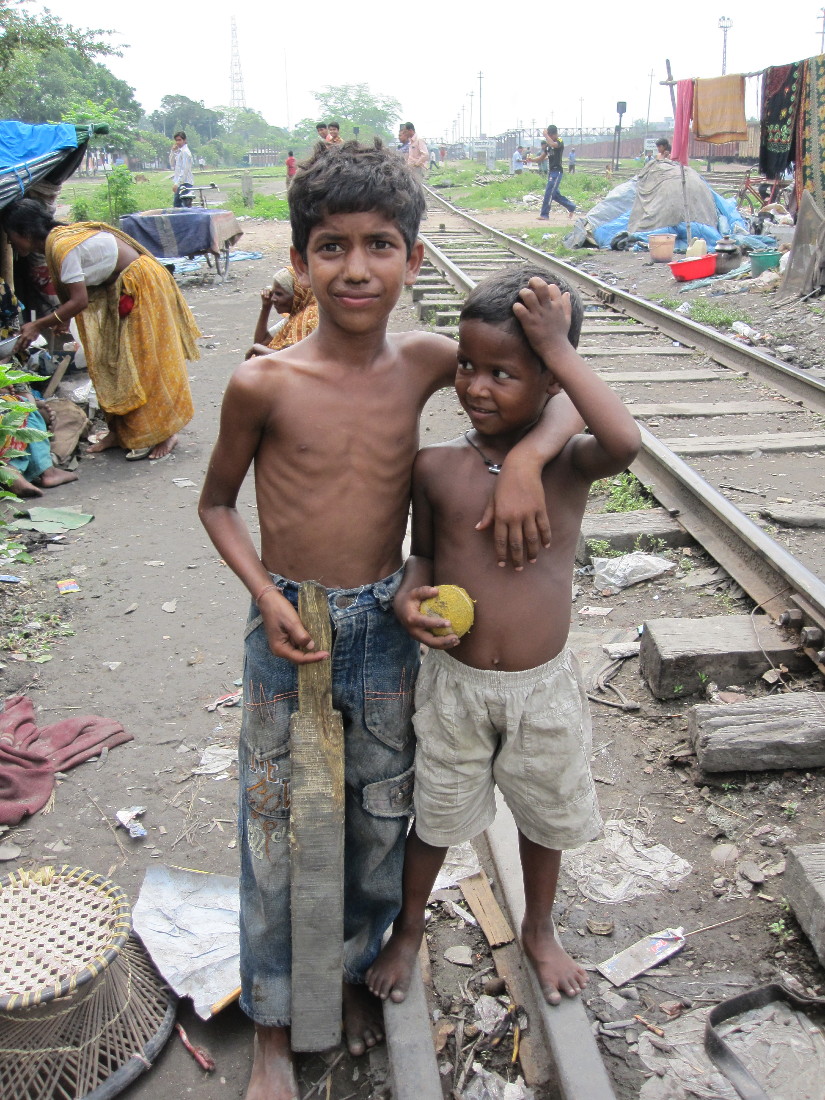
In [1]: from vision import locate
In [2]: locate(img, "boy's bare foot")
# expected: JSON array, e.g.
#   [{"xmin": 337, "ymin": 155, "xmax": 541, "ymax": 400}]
[
  {"xmin": 38, "ymin": 467, "xmax": 78, "ymax": 489},
  {"xmin": 148, "ymin": 434, "xmax": 178, "ymax": 460},
  {"xmin": 522, "ymin": 917, "xmax": 589, "ymax": 1005},
  {"xmin": 365, "ymin": 922, "xmax": 424, "ymax": 1003},
  {"xmin": 246, "ymin": 1025, "xmax": 299, "ymax": 1100},
  {"xmin": 342, "ymin": 982, "xmax": 384, "ymax": 1055},
  {"xmin": 87, "ymin": 431, "xmax": 119, "ymax": 454},
  {"xmin": 8, "ymin": 470, "xmax": 42, "ymax": 497}
]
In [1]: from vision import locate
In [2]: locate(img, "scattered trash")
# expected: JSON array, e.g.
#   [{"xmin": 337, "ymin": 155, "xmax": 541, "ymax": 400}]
[
  {"xmin": 597, "ymin": 927, "xmax": 686, "ymax": 986},
  {"xmin": 132, "ymin": 864, "xmax": 240, "ymax": 1019},
  {"xmin": 444, "ymin": 945, "xmax": 474, "ymax": 967},
  {"xmin": 175, "ymin": 1022, "xmax": 215, "ymax": 1072},
  {"xmin": 56, "ymin": 578, "xmax": 80, "ymax": 594},
  {"xmin": 730, "ymin": 321, "xmax": 761, "ymax": 340},
  {"xmin": 161, "ymin": 599, "xmax": 177, "ymax": 613},
  {"xmin": 602, "ymin": 641, "xmax": 640, "ymax": 660},
  {"xmin": 592, "ymin": 553, "xmax": 674, "ymax": 590},
  {"xmin": 115, "ymin": 805, "xmax": 147, "ymax": 838},
  {"xmin": 205, "ymin": 691, "xmax": 243, "ymax": 712},
  {"xmin": 145, "ymin": 560, "xmax": 165, "ymax": 567},
  {"xmin": 0, "ymin": 842, "xmax": 21, "ymax": 860},
  {"xmin": 433, "ymin": 841, "xmax": 482, "ymax": 890},
  {"xmin": 124, "ymin": 603, "xmax": 138, "ymax": 614},
  {"xmin": 172, "ymin": 478, "xmax": 197, "ymax": 489},
  {"xmin": 11, "ymin": 507, "xmax": 94, "ymax": 534},
  {"xmin": 578, "ymin": 605, "xmax": 614, "ymax": 617},
  {"xmin": 44, "ymin": 838, "xmax": 71, "ymax": 853},
  {"xmin": 563, "ymin": 820, "xmax": 692, "ymax": 904},
  {"xmin": 192, "ymin": 744, "xmax": 237, "ymax": 777},
  {"xmin": 104, "ymin": 661, "xmax": 122, "ymax": 672},
  {"xmin": 0, "ymin": 575, "xmax": 21, "ymax": 583},
  {"xmin": 586, "ymin": 918, "xmax": 615, "ymax": 936},
  {"xmin": 463, "ymin": 1064, "xmax": 534, "ymax": 1100},
  {"xmin": 474, "ymin": 994, "xmax": 509, "ymax": 1034}
]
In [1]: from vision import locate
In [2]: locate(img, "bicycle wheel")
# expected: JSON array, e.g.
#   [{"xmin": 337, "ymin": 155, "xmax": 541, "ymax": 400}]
[{"xmin": 214, "ymin": 244, "xmax": 229, "ymax": 277}]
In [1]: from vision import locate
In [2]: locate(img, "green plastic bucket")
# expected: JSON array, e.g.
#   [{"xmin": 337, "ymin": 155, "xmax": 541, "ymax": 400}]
[{"xmin": 749, "ymin": 250, "xmax": 781, "ymax": 276}]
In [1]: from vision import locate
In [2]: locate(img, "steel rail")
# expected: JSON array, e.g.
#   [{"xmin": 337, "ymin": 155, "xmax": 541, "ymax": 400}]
[
  {"xmin": 419, "ymin": 191, "xmax": 825, "ymax": 643},
  {"xmin": 422, "ymin": 188, "xmax": 825, "ymax": 417}
]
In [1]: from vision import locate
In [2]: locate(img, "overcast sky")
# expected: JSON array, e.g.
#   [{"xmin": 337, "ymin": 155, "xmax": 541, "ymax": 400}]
[{"xmin": 49, "ymin": 1, "xmax": 825, "ymax": 141}]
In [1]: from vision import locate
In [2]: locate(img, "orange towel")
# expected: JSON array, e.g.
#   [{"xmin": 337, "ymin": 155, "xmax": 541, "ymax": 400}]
[{"xmin": 693, "ymin": 75, "xmax": 747, "ymax": 143}]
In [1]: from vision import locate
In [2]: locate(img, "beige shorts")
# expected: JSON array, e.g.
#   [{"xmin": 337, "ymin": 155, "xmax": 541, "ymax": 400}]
[{"xmin": 412, "ymin": 648, "xmax": 602, "ymax": 850}]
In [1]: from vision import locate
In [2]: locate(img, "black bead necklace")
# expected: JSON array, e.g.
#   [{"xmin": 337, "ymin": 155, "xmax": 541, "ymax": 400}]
[{"xmin": 464, "ymin": 431, "xmax": 502, "ymax": 474}]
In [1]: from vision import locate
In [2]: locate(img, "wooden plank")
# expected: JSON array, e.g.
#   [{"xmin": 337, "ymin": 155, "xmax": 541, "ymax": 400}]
[
  {"xmin": 662, "ymin": 432, "xmax": 825, "ymax": 455},
  {"xmin": 759, "ymin": 503, "xmax": 825, "ymax": 528},
  {"xmin": 581, "ymin": 346, "xmax": 694, "ymax": 356},
  {"xmin": 597, "ymin": 369, "xmax": 740, "ymax": 382},
  {"xmin": 629, "ymin": 401, "xmax": 799, "ymax": 418},
  {"xmin": 581, "ymin": 325, "xmax": 656, "ymax": 334},
  {"xmin": 459, "ymin": 872, "xmax": 515, "ymax": 947},
  {"xmin": 491, "ymin": 942, "xmax": 553, "ymax": 1087},
  {"xmin": 690, "ymin": 692, "xmax": 825, "ymax": 772},
  {"xmin": 785, "ymin": 844, "xmax": 825, "ymax": 968},
  {"xmin": 42, "ymin": 356, "xmax": 72, "ymax": 400},
  {"xmin": 290, "ymin": 581, "xmax": 345, "ymax": 1052}
]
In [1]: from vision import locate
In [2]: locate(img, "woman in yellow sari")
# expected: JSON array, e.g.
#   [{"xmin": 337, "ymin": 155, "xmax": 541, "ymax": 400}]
[{"xmin": 5, "ymin": 198, "xmax": 199, "ymax": 461}]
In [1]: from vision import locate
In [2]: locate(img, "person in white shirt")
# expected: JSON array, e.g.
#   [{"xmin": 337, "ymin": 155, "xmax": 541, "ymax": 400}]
[
  {"xmin": 172, "ymin": 131, "xmax": 194, "ymax": 208},
  {"xmin": 511, "ymin": 146, "xmax": 525, "ymax": 174}
]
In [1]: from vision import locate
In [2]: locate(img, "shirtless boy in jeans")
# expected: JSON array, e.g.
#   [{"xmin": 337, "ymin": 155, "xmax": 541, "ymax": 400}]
[
  {"xmin": 366, "ymin": 265, "xmax": 640, "ymax": 1007},
  {"xmin": 198, "ymin": 143, "xmax": 582, "ymax": 1100}
]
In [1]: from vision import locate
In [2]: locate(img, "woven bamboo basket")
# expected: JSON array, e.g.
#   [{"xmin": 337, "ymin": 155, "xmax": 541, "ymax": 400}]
[{"xmin": 0, "ymin": 866, "xmax": 176, "ymax": 1099}]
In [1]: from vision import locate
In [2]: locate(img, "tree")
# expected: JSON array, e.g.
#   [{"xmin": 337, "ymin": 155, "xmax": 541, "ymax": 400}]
[
  {"xmin": 311, "ymin": 84, "xmax": 402, "ymax": 143},
  {"xmin": 0, "ymin": 46, "xmax": 140, "ymax": 124},
  {"xmin": 149, "ymin": 95, "xmax": 222, "ymax": 142}
]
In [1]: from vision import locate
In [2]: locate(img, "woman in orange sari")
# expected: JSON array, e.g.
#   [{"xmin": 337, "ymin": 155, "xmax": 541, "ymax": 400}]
[
  {"xmin": 5, "ymin": 198, "xmax": 199, "ymax": 461},
  {"xmin": 248, "ymin": 266, "xmax": 318, "ymax": 358}
]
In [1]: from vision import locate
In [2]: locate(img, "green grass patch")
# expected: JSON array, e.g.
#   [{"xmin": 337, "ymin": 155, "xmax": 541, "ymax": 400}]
[
  {"xmin": 684, "ymin": 300, "xmax": 754, "ymax": 329},
  {"xmin": 429, "ymin": 163, "xmax": 613, "ymax": 214},
  {"xmin": 519, "ymin": 226, "xmax": 588, "ymax": 260},
  {"xmin": 596, "ymin": 472, "xmax": 655, "ymax": 513},
  {"xmin": 223, "ymin": 192, "xmax": 290, "ymax": 220}
]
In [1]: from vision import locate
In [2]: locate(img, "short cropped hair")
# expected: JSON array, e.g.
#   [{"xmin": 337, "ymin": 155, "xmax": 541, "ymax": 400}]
[
  {"xmin": 289, "ymin": 139, "xmax": 425, "ymax": 259},
  {"xmin": 460, "ymin": 263, "xmax": 583, "ymax": 355},
  {"xmin": 328, "ymin": 121, "xmax": 340, "ymax": 130},
  {"xmin": 316, "ymin": 123, "xmax": 328, "ymax": 131},
  {"xmin": 174, "ymin": 130, "xmax": 186, "ymax": 141},
  {"xmin": 3, "ymin": 197, "xmax": 63, "ymax": 242},
  {"xmin": 656, "ymin": 138, "xmax": 671, "ymax": 151},
  {"xmin": 546, "ymin": 125, "xmax": 558, "ymax": 136},
  {"xmin": 402, "ymin": 122, "xmax": 415, "ymax": 132}
]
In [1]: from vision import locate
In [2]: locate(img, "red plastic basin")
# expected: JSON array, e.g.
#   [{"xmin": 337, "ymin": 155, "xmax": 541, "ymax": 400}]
[{"xmin": 669, "ymin": 254, "xmax": 717, "ymax": 281}]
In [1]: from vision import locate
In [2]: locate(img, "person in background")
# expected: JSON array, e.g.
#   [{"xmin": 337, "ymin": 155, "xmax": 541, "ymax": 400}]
[
  {"xmin": 655, "ymin": 138, "xmax": 671, "ymax": 160},
  {"xmin": 285, "ymin": 150, "xmax": 297, "ymax": 188},
  {"xmin": 439, "ymin": 146, "xmax": 447, "ymax": 166},
  {"xmin": 327, "ymin": 122, "xmax": 344, "ymax": 145},
  {"xmin": 248, "ymin": 266, "xmax": 318, "ymax": 358},
  {"xmin": 172, "ymin": 131, "xmax": 194, "ymax": 207},
  {"xmin": 2, "ymin": 387, "xmax": 77, "ymax": 497},
  {"xmin": 568, "ymin": 147, "xmax": 576, "ymax": 174},
  {"xmin": 316, "ymin": 123, "xmax": 329, "ymax": 142},
  {"xmin": 534, "ymin": 126, "xmax": 577, "ymax": 221},
  {"xmin": 6, "ymin": 198, "xmax": 199, "ymax": 463},
  {"xmin": 511, "ymin": 145, "xmax": 525, "ymax": 174},
  {"xmin": 537, "ymin": 140, "xmax": 549, "ymax": 177},
  {"xmin": 399, "ymin": 122, "xmax": 429, "ymax": 182}
]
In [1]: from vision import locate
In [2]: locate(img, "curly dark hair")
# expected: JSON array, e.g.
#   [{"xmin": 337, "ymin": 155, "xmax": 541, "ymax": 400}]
[
  {"xmin": 460, "ymin": 263, "xmax": 583, "ymax": 355},
  {"xmin": 289, "ymin": 139, "xmax": 425, "ymax": 259},
  {"xmin": 2, "ymin": 197, "xmax": 63, "ymax": 244}
]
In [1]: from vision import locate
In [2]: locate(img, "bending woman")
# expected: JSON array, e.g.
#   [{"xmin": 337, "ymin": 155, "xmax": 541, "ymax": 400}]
[{"xmin": 5, "ymin": 198, "xmax": 200, "ymax": 461}]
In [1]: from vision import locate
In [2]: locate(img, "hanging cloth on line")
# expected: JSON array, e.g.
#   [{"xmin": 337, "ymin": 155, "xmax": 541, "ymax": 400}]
[
  {"xmin": 795, "ymin": 55, "xmax": 825, "ymax": 213},
  {"xmin": 693, "ymin": 74, "xmax": 747, "ymax": 143},
  {"xmin": 671, "ymin": 80, "xmax": 694, "ymax": 164},
  {"xmin": 759, "ymin": 62, "xmax": 803, "ymax": 178}
]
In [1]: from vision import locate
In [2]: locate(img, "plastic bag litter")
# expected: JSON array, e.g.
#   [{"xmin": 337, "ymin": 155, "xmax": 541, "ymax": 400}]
[
  {"xmin": 433, "ymin": 840, "xmax": 481, "ymax": 890},
  {"xmin": 639, "ymin": 1000, "xmax": 825, "ymax": 1100},
  {"xmin": 463, "ymin": 1064, "xmax": 534, "ymax": 1100},
  {"xmin": 563, "ymin": 820, "xmax": 692, "ymax": 904},
  {"xmin": 592, "ymin": 552, "xmax": 674, "ymax": 590},
  {"xmin": 474, "ymin": 994, "xmax": 509, "ymax": 1034}
]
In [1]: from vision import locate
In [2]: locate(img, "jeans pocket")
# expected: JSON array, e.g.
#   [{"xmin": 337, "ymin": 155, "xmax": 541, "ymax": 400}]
[
  {"xmin": 362, "ymin": 765, "xmax": 415, "ymax": 818},
  {"xmin": 363, "ymin": 612, "xmax": 420, "ymax": 751}
]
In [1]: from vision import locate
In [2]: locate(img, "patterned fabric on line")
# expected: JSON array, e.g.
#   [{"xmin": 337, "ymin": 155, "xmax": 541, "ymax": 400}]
[{"xmin": 759, "ymin": 62, "xmax": 802, "ymax": 180}]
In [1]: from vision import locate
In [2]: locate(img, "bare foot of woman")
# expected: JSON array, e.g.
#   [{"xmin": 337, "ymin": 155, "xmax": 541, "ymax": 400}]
[
  {"xmin": 87, "ymin": 431, "xmax": 119, "ymax": 454},
  {"xmin": 522, "ymin": 917, "xmax": 589, "ymax": 1005},
  {"xmin": 365, "ymin": 921, "xmax": 424, "ymax": 1003},
  {"xmin": 245, "ymin": 1025, "xmax": 299, "ymax": 1100},
  {"xmin": 38, "ymin": 467, "xmax": 78, "ymax": 489},
  {"xmin": 342, "ymin": 982, "xmax": 384, "ymax": 1055},
  {"xmin": 148, "ymin": 434, "xmax": 178, "ymax": 460},
  {"xmin": 8, "ymin": 470, "xmax": 43, "ymax": 497}
]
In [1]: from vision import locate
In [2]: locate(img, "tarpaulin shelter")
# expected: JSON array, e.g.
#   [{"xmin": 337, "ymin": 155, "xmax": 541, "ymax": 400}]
[
  {"xmin": 0, "ymin": 122, "xmax": 104, "ymax": 213},
  {"xmin": 777, "ymin": 190, "xmax": 825, "ymax": 300}
]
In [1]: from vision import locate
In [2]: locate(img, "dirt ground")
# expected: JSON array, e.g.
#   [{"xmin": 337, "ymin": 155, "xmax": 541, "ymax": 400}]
[{"xmin": 2, "ymin": 207, "xmax": 824, "ymax": 1100}]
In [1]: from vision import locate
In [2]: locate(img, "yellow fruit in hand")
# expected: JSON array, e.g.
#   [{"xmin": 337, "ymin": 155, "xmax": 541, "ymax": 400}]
[{"xmin": 420, "ymin": 585, "xmax": 475, "ymax": 637}]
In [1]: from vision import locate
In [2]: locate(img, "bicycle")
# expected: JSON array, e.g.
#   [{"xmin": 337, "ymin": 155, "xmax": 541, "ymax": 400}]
[{"xmin": 732, "ymin": 168, "xmax": 793, "ymax": 215}]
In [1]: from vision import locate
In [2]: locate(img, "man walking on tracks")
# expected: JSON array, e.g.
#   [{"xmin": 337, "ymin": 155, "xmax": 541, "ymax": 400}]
[{"xmin": 534, "ymin": 125, "xmax": 577, "ymax": 220}]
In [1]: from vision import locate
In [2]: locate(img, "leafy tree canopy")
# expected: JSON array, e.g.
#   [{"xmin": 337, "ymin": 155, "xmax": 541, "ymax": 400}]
[
  {"xmin": 149, "ymin": 94, "xmax": 222, "ymax": 142},
  {"xmin": 0, "ymin": 1, "xmax": 113, "ymax": 97},
  {"xmin": 311, "ymin": 84, "xmax": 402, "ymax": 143},
  {"xmin": 0, "ymin": 45, "xmax": 139, "ymax": 124}
]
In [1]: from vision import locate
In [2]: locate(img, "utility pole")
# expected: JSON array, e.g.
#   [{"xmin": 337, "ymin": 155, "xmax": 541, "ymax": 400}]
[
  {"xmin": 820, "ymin": 8, "xmax": 825, "ymax": 53},
  {"xmin": 718, "ymin": 16, "xmax": 732, "ymax": 75},
  {"xmin": 579, "ymin": 97, "xmax": 584, "ymax": 148},
  {"xmin": 478, "ymin": 71, "xmax": 483, "ymax": 137},
  {"xmin": 468, "ymin": 90, "xmax": 474, "ymax": 143},
  {"xmin": 645, "ymin": 69, "xmax": 654, "ymax": 136}
]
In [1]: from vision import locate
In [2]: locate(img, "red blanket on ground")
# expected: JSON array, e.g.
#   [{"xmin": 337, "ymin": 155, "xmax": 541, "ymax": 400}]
[{"xmin": 0, "ymin": 695, "xmax": 132, "ymax": 825}]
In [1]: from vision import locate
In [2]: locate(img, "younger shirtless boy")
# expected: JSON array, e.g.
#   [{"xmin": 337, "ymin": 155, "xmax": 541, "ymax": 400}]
[
  {"xmin": 366, "ymin": 264, "xmax": 640, "ymax": 1007},
  {"xmin": 198, "ymin": 143, "xmax": 583, "ymax": 1100}
]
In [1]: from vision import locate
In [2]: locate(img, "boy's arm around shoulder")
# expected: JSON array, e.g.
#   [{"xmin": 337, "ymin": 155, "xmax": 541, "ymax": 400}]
[
  {"xmin": 197, "ymin": 358, "xmax": 328, "ymax": 664},
  {"xmin": 394, "ymin": 447, "xmax": 460, "ymax": 650},
  {"xmin": 515, "ymin": 279, "xmax": 641, "ymax": 483}
]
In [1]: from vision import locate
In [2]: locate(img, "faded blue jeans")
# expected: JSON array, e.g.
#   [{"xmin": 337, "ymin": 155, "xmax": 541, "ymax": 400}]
[
  {"xmin": 237, "ymin": 567, "xmax": 418, "ymax": 1027},
  {"xmin": 539, "ymin": 170, "xmax": 576, "ymax": 217}
]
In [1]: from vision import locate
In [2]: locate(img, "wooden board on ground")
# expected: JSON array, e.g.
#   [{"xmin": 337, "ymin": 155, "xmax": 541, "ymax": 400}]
[
  {"xmin": 690, "ymin": 692, "xmax": 825, "ymax": 772},
  {"xmin": 577, "ymin": 508, "xmax": 692, "ymax": 562},
  {"xmin": 289, "ymin": 581, "xmax": 345, "ymax": 1052},
  {"xmin": 597, "ymin": 369, "xmax": 739, "ymax": 382},
  {"xmin": 459, "ymin": 872, "xmax": 515, "ymax": 948},
  {"xmin": 662, "ymin": 432, "xmax": 825, "ymax": 455},
  {"xmin": 759, "ymin": 503, "xmax": 825, "ymax": 528},
  {"xmin": 491, "ymin": 942, "xmax": 553, "ymax": 1088},
  {"xmin": 582, "ymin": 346, "xmax": 693, "ymax": 356},
  {"xmin": 628, "ymin": 401, "xmax": 800, "ymax": 418}
]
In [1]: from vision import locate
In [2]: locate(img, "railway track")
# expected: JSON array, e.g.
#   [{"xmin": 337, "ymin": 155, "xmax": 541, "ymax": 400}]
[{"xmin": 417, "ymin": 189, "xmax": 825, "ymax": 670}]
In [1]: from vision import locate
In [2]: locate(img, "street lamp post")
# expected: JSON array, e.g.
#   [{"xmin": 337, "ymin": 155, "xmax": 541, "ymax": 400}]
[
  {"xmin": 615, "ymin": 101, "xmax": 626, "ymax": 170},
  {"xmin": 718, "ymin": 16, "xmax": 732, "ymax": 74}
]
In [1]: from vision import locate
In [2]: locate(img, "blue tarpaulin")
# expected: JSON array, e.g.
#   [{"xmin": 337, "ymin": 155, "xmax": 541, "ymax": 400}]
[{"xmin": 0, "ymin": 122, "xmax": 77, "ymax": 173}]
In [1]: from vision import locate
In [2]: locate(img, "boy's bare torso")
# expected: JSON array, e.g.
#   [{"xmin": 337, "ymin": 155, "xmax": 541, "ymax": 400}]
[
  {"xmin": 419, "ymin": 436, "xmax": 591, "ymax": 671},
  {"xmin": 245, "ymin": 331, "xmax": 453, "ymax": 588}
]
